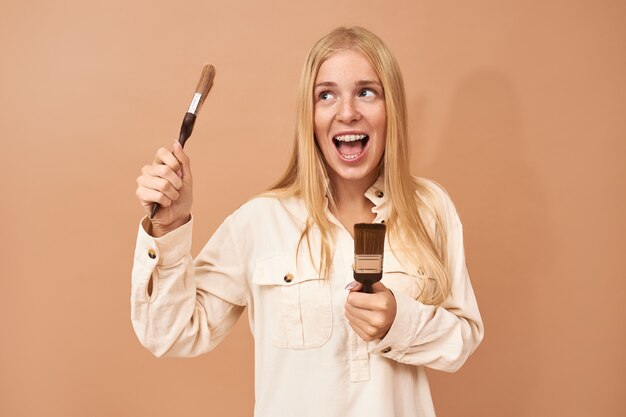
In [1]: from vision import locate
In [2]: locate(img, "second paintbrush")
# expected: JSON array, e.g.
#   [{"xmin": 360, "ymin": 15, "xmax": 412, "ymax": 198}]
[{"xmin": 150, "ymin": 64, "xmax": 216, "ymax": 219}]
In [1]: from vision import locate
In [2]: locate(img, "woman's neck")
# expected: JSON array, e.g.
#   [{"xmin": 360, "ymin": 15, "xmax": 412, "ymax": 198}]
[{"xmin": 327, "ymin": 170, "xmax": 379, "ymax": 227}]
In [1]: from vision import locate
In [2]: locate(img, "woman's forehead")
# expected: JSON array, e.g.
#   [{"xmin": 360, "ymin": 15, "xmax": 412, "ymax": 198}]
[{"xmin": 316, "ymin": 50, "xmax": 380, "ymax": 83}]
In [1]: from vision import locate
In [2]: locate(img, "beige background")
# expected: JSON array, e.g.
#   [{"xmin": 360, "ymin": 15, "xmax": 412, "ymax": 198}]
[{"xmin": 1, "ymin": 0, "xmax": 624, "ymax": 416}]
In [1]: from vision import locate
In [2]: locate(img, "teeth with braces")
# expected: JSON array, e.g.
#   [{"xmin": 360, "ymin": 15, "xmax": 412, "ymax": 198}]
[{"xmin": 334, "ymin": 134, "xmax": 367, "ymax": 142}]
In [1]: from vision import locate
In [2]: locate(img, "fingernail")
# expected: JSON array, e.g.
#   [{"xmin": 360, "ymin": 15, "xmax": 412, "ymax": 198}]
[
  {"xmin": 345, "ymin": 281, "xmax": 358, "ymax": 290},
  {"xmin": 176, "ymin": 170, "xmax": 183, "ymax": 178},
  {"xmin": 173, "ymin": 141, "xmax": 181, "ymax": 149}
]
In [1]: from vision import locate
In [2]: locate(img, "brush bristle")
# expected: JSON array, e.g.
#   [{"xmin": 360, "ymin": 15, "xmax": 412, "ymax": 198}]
[
  {"xmin": 354, "ymin": 223, "xmax": 386, "ymax": 255},
  {"xmin": 194, "ymin": 64, "xmax": 216, "ymax": 113}
]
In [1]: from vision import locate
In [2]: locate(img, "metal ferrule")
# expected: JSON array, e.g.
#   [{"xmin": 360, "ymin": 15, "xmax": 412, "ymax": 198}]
[
  {"xmin": 354, "ymin": 254, "xmax": 383, "ymax": 274},
  {"xmin": 187, "ymin": 92, "xmax": 202, "ymax": 114}
]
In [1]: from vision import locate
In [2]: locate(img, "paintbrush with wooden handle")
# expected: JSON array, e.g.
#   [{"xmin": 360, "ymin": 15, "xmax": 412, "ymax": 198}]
[
  {"xmin": 353, "ymin": 223, "xmax": 386, "ymax": 293},
  {"xmin": 150, "ymin": 64, "xmax": 216, "ymax": 219}
]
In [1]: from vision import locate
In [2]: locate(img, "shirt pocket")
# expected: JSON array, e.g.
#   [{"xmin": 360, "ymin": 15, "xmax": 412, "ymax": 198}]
[
  {"xmin": 252, "ymin": 254, "xmax": 333, "ymax": 349},
  {"xmin": 382, "ymin": 253, "xmax": 423, "ymax": 300}
]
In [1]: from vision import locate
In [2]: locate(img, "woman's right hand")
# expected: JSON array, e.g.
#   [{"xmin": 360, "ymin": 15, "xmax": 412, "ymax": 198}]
[{"xmin": 135, "ymin": 141, "xmax": 193, "ymax": 237}]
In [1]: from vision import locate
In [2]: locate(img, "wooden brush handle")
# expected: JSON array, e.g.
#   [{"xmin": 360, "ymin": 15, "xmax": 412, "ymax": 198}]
[
  {"xmin": 353, "ymin": 271, "xmax": 382, "ymax": 294},
  {"xmin": 178, "ymin": 112, "xmax": 196, "ymax": 147},
  {"xmin": 150, "ymin": 113, "xmax": 197, "ymax": 219}
]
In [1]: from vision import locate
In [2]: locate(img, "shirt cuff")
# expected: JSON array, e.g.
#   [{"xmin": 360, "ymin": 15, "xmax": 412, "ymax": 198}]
[
  {"xmin": 369, "ymin": 290, "xmax": 416, "ymax": 357},
  {"xmin": 134, "ymin": 215, "xmax": 193, "ymax": 267}
]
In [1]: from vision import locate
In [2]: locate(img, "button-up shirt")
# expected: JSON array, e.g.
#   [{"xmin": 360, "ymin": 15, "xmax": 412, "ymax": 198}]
[{"xmin": 131, "ymin": 177, "xmax": 484, "ymax": 417}]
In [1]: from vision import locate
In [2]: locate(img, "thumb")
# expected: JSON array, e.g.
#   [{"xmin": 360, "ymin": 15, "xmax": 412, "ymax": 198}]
[
  {"xmin": 371, "ymin": 281, "xmax": 389, "ymax": 293},
  {"xmin": 345, "ymin": 281, "xmax": 363, "ymax": 292},
  {"xmin": 172, "ymin": 141, "xmax": 192, "ymax": 181}
]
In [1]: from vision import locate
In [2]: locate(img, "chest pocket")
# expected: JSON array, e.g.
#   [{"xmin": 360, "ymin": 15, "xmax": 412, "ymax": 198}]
[
  {"xmin": 381, "ymin": 252, "xmax": 423, "ymax": 300},
  {"xmin": 253, "ymin": 254, "xmax": 332, "ymax": 349}
]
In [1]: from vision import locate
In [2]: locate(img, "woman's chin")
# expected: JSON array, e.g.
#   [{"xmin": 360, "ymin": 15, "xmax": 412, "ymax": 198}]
[{"xmin": 327, "ymin": 162, "xmax": 379, "ymax": 185}]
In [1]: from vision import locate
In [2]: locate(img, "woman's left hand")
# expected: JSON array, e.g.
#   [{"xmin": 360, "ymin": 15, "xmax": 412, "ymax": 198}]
[{"xmin": 345, "ymin": 281, "xmax": 397, "ymax": 341}]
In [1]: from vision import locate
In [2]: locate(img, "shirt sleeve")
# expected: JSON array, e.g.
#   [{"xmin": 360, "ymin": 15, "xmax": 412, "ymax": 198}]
[
  {"xmin": 368, "ymin": 185, "xmax": 484, "ymax": 372},
  {"xmin": 130, "ymin": 214, "xmax": 248, "ymax": 358}
]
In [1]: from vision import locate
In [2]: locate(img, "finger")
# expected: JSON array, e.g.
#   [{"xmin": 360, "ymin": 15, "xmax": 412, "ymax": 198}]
[
  {"xmin": 172, "ymin": 141, "xmax": 192, "ymax": 181},
  {"xmin": 143, "ymin": 164, "xmax": 183, "ymax": 190},
  {"xmin": 348, "ymin": 322, "xmax": 370, "ymax": 341},
  {"xmin": 161, "ymin": 148, "xmax": 183, "ymax": 178},
  {"xmin": 346, "ymin": 303, "xmax": 388, "ymax": 331},
  {"xmin": 345, "ymin": 302, "xmax": 373, "ymax": 322},
  {"xmin": 137, "ymin": 175, "xmax": 180, "ymax": 201},
  {"xmin": 136, "ymin": 185, "xmax": 173, "ymax": 208},
  {"xmin": 153, "ymin": 147, "xmax": 182, "ymax": 173},
  {"xmin": 346, "ymin": 314, "xmax": 376, "ymax": 342},
  {"xmin": 151, "ymin": 148, "xmax": 184, "ymax": 188},
  {"xmin": 371, "ymin": 283, "xmax": 397, "ymax": 313},
  {"xmin": 346, "ymin": 292, "xmax": 378, "ymax": 310}
]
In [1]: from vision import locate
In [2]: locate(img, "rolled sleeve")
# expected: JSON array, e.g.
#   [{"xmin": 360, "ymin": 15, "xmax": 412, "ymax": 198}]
[
  {"xmin": 369, "ymin": 181, "xmax": 484, "ymax": 372},
  {"xmin": 134, "ymin": 216, "xmax": 193, "ymax": 268},
  {"xmin": 130, "ymin": 213, "xmax": 247, "ymax": 358}
]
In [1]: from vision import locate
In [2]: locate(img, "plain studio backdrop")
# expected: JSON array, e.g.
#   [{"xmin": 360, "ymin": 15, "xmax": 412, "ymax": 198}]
[{"xmin": 1, "ymin": 1, "xmax": 624, "ymax": 416}]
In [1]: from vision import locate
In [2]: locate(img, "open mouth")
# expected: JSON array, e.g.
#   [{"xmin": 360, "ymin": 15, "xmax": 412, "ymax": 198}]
[{"xmin": 332, "ymin": 134, "xmax": 370, "ymax": 160}]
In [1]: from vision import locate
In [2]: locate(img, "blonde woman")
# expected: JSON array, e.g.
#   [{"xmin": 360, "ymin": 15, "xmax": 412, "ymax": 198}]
[{"xmin": 133, "ymin": 26, "xmax": 483, "ymax": 417}]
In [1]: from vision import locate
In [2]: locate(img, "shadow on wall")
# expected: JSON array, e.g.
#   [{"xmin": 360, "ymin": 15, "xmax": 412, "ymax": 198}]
[{"xmin": 420, "ymin": 70, "xmax": 554, "ymax": 417}]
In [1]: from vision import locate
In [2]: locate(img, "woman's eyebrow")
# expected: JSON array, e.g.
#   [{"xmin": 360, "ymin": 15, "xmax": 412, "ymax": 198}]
[
  {"xmin": 357, "ymin": 80, "xmax": 382, "ymax": 87},
  {"xmin": 314, "ymin": 80, "xmax": 382, "ymax": 89},
  {"xmin": 314, "ymin": 81, "xmax": 336, "ymax": 89}
]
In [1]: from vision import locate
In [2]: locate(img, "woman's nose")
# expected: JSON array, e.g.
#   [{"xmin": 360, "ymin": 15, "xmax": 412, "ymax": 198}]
[{"xmin": 336, "ymin": 98, "xmax": 361, "ymax": 122}]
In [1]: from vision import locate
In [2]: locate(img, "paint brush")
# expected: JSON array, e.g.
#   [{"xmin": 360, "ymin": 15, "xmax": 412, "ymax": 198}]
[
  {"xmin": 353, "ymin": 223, "xmax": 386, "ymax": 293},
  {"xmin": 150, "ymin": 64, "xmax": 216, "ymax": 219}
]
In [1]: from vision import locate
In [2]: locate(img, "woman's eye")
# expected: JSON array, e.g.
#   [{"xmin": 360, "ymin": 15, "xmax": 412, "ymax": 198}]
[
  {"xmin": 359, "ymin": 89, "xmax": 376, "ymax": 98},
  {"xmin": 319, "ymin": 91, "xmax": 334, "ymax": 100}
]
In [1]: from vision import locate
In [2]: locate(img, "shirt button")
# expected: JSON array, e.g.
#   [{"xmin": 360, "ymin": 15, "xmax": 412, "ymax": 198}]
[
  {"xmin": 284, "ymin": 273, "xmax": 293, "ymax": 283},
  {"xmin": 380, "ymin": 219, "xmax": 386, "ymax": 224},
  {"xmin": 148, "ymin": 249, "xmax": 157, "ymax": 259},
  {"xmin": 381, "ymin": 347, "xmax": 392, "ymax": 354},
  {"xmin": 376, "ymin": 191, "xmax": 384, "ymax": 198}
]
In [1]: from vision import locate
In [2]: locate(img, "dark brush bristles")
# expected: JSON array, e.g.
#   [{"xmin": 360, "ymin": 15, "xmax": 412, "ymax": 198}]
[
  {"xmin": 194, "ymin": 64, "xmax": 216, "ymax": 114},
  {"xmin": 353, "ymin": 223, "xmax": 386, "ymax": 293},
  {"xmin": 354, "ymin": 223, "xmax": 386, "ymax": 255}
]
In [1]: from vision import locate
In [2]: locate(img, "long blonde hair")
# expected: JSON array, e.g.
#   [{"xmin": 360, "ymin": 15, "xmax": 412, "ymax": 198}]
[{"xmin": 268, "ymin": 27, "xmax": 451, "ymax": 305}]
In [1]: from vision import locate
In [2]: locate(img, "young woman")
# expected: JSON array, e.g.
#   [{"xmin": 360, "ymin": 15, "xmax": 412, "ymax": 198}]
[{"xmin": 133, "ymin": 26, "xmax": 483, "ymax": 417}]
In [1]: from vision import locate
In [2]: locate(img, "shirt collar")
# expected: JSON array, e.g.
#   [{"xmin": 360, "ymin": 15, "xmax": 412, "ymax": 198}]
[
  {"xmin": 365, "ymin": 176, "xmax": 388, "ymax": 223},
  {"xmin": 283, "ymin": 175, "xmax": 388, "ymax": 224},
  {"xmin": 364, "ymin": 175, "xmax": 386, "ymax": 206}
]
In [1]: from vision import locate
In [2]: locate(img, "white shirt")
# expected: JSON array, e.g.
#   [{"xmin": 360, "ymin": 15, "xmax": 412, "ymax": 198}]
[{"xmin": 131, "ymin": 177, "xmax": 484, "ymax": 417}]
